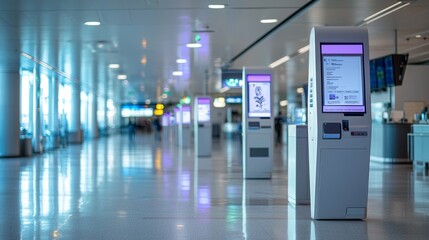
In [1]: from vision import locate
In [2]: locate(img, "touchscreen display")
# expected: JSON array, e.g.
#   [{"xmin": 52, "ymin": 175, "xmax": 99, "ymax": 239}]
[
  {"xmin": 182, "ymin": 106, "xmax": 191, "ymax": 124},
  {"xmin": 321, "ymin": 44, "xmax": 366, "ymax": 113},
  {"xmin": 247, "ymin": 74, "xmax": 271, "ymax": 118},
  {"xmin": 197, "ymin": 98, "xmax": 211, "ymax": 123}
]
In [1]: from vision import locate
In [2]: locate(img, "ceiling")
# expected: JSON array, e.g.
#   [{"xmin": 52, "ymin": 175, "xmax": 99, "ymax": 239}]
[{"xmin": 2, "ymin": 0, "xmax": 429, "ymax": 105}]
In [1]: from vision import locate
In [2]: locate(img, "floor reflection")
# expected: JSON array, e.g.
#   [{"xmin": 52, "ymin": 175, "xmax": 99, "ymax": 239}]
[{"xmin": 0, "ymin": 133, "xmax": 427, "ymax": 239}]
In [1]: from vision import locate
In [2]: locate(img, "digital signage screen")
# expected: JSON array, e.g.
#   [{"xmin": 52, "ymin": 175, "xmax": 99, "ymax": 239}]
[
  {"xmin": 247, "ymin": 74, "xmax": 271, "ymax": 118},
  {"xmin": 369, "ymin": 59, "xmax": 378, "ymax": 91},
  {"xmin": 225, "ymin": 96, "xmax": 242, "ymax": 104},
  {"xmin": 384, "ymin": 55, "xmax": 395, "ymax": 87},
  {"xmin": 197, "ymin": 98, "xmax": 211, "ymax": 123},
  {"xmin": 121, "ymin": 104, "xmax": 153, "ymax": 117},
  {"xmin": 320, "ymin": 43, "xmax": 366, "ymax": 113},
  {"xmin": 375, "ymin": 58, "xmax": 386, "ymax": 90},
  {"xmin": 222, "ymin": 70, "xmax": 243, "ymax": 88}
]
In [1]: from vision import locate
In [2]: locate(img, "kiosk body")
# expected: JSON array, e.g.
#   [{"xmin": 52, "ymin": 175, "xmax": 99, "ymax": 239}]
[
  {"xmin": 178, "ymin": 105, "xmax": 191, "ymax": 148},
  {"xmin": 194, "ymin": 97, "xmax": 212, "ymax": 156},
  {"xmin": 288, "ymin": 124, "xmax": 310, "ymax": 205},
  {"xmin": 242, "ymin": 68, "xmax": 273, "ymax": 179},
  {"xmin": 307, "ymin": 27, "xmax": 372, "ymax": 219}
]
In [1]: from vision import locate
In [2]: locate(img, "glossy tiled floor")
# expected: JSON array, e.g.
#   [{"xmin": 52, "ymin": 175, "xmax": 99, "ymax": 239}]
[{"xmin": 1, "ymin": 131, "xmax": 428, "ymax": 239}]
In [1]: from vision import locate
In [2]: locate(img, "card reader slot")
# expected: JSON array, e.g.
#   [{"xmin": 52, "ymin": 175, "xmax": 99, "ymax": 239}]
[
  {"xmin": 323, "ymin": 122, "xmax": 341, "ymax": 139},
  {"xmin": 250, "ymin": 148, "xmax": 269, "ymax": 157}
]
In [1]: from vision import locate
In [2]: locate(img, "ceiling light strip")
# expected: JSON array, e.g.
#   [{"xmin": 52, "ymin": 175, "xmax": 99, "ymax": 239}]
[
  {"xmin": 363, "ymin": 1, "xmax": 403, "ymax": 22},
  {"xmin": 270, "ymin": 1, "xmax": 413, "ymax": 69},
  {"xmin": 269, "ymin": 56, "xmax": 290, "ymax": 69},
  {"xmin": 363, "ymin": 2, "xmax": 410, "ymax": 25},
  {"xmin": 225, "ymin": 0, "xmax": 319, "ymax": 67}
]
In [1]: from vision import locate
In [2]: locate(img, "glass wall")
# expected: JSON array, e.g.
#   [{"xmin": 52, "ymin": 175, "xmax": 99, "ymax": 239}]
[
  {"xmin": 80, "ymin": 91, "xmax": 89, "ymax": 135},
  {"xmin": 20, "ymin": 70, "xmax": 33, "ymax": 132},
  {"xmin": 40, "ymin": 73, "xmax": 50, "ymax": 132},
  {"xmin": 20, "ymin": 65, "xmax": 120, "ymax": 149},
  {"xmin": 58, "ymin": 83, "xmax": 72, "ymax": 129}
]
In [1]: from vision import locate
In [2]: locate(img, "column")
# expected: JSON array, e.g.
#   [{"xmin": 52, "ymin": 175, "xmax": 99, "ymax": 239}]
[
  {"xmin": 0, "ymin": 27, "xmax": 20, "ymax": 156},
  {"xmin": 104, "ymin": 67, "xmax": 109, "ymax": 136},
  {"xmin": 49, "ymin": 73, "xmax": 59, "ymax": 148},
  {"xmin": 88, "ymin": 56, "xmax": 99, "ymax": 138},
  {"xmin": 69, "ymin": 45, "xmax": 82, "ymax": 143},
  {"xmin": 0, "ymin": 72, "xmax": 20, "ymax": 156},
  {"xmin": 32, "ymin": 64, "xmax": 43, "ymax": 153}
]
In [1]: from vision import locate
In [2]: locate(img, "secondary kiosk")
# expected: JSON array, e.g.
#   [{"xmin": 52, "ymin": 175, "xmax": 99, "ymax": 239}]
[
  {"xmin": 194, "ymin": 96, "xmax": 212, "ymax": 156},
  {"xmin": 177, "ymin": 105, "xmax": 191, "ymax": 148},
  {"xmin": 288, "ymin": 124, "xmax": 310, "ymax": 205},
  {"xmin": 307, "ymin": 27, "xmax": 372, "ymax": 219},
  {"xmin": 242, "ymin": 67, "xmax": 273, "ymax": 179}
]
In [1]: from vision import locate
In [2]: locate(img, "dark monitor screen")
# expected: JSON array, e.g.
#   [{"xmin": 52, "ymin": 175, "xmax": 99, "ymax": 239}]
[
  {"xmin": 384, "ymin": 54, "xmax": 408, "ymax": 86},
  {"xmin": 247, "ymin": 74, "xmax": 271, "ymax": 118},
  {"xmin": 320, "ymin": 43, "xmax": 366, "ymax": 113}
]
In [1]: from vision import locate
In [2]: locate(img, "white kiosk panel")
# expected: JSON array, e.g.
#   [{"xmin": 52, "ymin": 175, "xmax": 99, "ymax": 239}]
[
  {"xmin": 194, "ymin": 97, "xmax": 212, "ymax": 156},
  {"xmin": 178, "ymin": 105, "xmax": 191, "ymax": 148},
  {"xmin": 308, "ymin": 27, "xmax": 371, "ymax": 220},
  {"xmin": 242, "ymin": 68, "xmax": 273, "ymax": 179}
]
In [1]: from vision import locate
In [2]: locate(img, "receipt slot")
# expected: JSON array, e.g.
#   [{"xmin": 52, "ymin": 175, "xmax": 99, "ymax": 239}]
[
  {"xmin": 308, "ymin": 27, "xmax": 372, "ymax": 219},
  {"xmin": 242, "ymin": 68, "xmax": 273, "ymax": 179},
  {"xmin": 177, "ymin": 105, "xmax": 191, "ymax": 148},
  {"xmin": 194, "ymin": 97, "xmax": 212, "ymax": 156}
]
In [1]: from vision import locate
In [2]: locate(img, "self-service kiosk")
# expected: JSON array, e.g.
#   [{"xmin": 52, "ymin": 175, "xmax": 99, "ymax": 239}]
[
  {"xmin": 194, "ymin": 96, "xmax": 212, "ymax": 156},
  {"xmin": 177, "ymin": 105, "xmax": 191, "ymax": 148},
  {"xmin": 242, "ymin": 67, "xmax": 273, "ymax": 179},
  {"xmin": 307, "ymin": 27, "xmax": 372, "ymax": 219}
]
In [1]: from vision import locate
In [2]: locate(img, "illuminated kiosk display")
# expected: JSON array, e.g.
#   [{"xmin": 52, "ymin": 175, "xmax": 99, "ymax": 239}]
[
  {"xmin": 194, "ymin": 97, "xmax": 212, "ymax": 156},
  {"xmin": 307, "ymin": 27, "xmax": 371, "ymax": 219},
  {"xmin": 178, "ymin": 105, "xmax": 191, "ymax": 148},
  {"xmin": 242, "ymin": 68, "xmax": 273, "ymax": 179}
]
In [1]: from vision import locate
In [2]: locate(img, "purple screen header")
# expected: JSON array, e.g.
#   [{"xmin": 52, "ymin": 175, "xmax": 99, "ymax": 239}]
[
  {"xmin": 181, "ymin": 105, "xmax": 191, "ymax": 112},
  {"xmin": 197, "ymin": 98, "xmax": 210, "ymax": 105},
  {"xmin": 247, "ymin": 74, "xmax": 271, "ymax": 82},
  {"xmin": 321, "ymin": 44, "xmax": 363, "ymax": 54}
]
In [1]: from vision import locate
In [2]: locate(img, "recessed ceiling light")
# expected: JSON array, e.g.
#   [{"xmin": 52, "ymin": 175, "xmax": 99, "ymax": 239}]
[
  {"xmin": 186, "ymin": 43, "xmax": 202, "ymax": 48},
  {"xmin": 208, "ymin": 4, "xmax": 226, "ymax": 9},
  {"xmin": 176, "ymin": 59, "xmax": 187, "ymax": 64},
  {"xmin": 117, "ymin": 74, "xmax": 127, "ymax": 80},
  {"xmin": 279, "ymin": 100, "xmax": 288, "ymax": 107},
  {"xmin": 141, "ymin": 56, "xmax": 147, "ymax": 65},
  {"xmin": 260, "ymin": 19, "xmax": 278, "ymax": 24},
  {"xmin": 84, "ymin": 21, "xmax": 101, "ymax": 26},
  {"xmin": 173, "ymin": 71, "xmax": 183, "ymax": 76},
  {"xmin": 109, "ymin": 64, "xmax": 120, "ymax": 69}
]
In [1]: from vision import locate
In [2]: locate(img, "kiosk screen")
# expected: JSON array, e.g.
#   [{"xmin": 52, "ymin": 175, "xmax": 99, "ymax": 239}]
[
  {"xmin": 197, "ymin": 98, "xmax": 211, "ymax": 123},
  {"xmin": 182, "ymin": 106, "xmax": 191, "ymax": 124},
  {"xmin": 247, "ymin": 74, "xmax": 271, "ymax": 118},
  {"xmin": 321, "ymin": 44, "xmax": 366, "ymax": 113}
]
